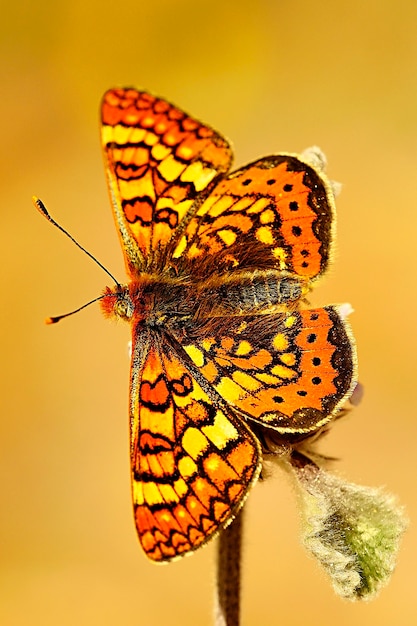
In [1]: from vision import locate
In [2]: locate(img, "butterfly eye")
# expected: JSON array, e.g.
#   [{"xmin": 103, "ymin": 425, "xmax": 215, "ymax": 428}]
[{"xmin": 115, "ymin": 295, "xmax": 134, "ymax": 319}]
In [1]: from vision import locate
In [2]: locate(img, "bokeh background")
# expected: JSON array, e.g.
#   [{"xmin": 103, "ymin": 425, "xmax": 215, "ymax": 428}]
[{"xmin": 2, "ymin": 1, "xmax": 416, "ymax": 624}]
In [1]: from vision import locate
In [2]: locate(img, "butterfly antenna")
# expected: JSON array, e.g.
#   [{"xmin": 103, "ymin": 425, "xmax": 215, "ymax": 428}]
[
  {"xmin": 33, "ymin": 196, "xmax": 120, "ymax": 286},
  {"xmin": 46, "ymin": 295, "xmax": 108, "ymax": 325}
]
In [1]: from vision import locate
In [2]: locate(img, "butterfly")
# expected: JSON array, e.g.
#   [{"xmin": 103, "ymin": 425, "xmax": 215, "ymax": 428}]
[{"xmin": 99, "ymin": 88, "xmax": 357, "ymax": 562}]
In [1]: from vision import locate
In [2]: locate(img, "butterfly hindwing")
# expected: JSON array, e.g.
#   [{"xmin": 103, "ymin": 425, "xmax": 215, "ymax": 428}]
[
  {"xmin": 182, "ymin": 306, "xmax": 356, "ymax": 434},
  {"xmin": 173, "ymin": 154, "xmax": 335, "ymax": 281},
  {"xmin": 129, "ymin": 324, "xmax": 261, "ymax": 561},
  {"xmin": 101, "ymin": 88, "xmax": 233, "ymax": 271}
]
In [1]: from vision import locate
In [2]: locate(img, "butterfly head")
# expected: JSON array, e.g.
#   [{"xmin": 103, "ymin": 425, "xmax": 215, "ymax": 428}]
[{"xmin": 100, "ymin": 284, "xmax": 135, "ymax": 321}]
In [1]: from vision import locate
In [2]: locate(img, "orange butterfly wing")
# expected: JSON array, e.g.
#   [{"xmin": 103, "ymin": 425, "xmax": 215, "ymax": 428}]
[
  {"xmin": 129, "ymin": 325, "xmax": 261, "ymax": 561},
  {"xmin": 101, "ymin": 88, "xmax": 233, "ymax": 271},
  {"xmin": 173, "ymin": 154, "xmax": 335, "ymax": 282},
  {"xmin": 183, "ymin": 306, "xmax": 356, "ymax": 434}
]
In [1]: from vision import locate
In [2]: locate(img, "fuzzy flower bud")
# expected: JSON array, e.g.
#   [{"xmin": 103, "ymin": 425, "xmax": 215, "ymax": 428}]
[{"xmin": 286, "ymin": 453, "xmax": 407, "ymax": 600}]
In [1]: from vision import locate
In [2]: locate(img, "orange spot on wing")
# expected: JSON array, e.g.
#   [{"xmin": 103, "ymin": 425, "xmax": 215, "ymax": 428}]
[{"xmin": 140, "ymin": 378, "xmax": 170, "ymax": 406}]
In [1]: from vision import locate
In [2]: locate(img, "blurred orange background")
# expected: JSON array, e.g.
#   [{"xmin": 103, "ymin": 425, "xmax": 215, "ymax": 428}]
[{"xmin": 1, "ymin": 1, "xmax": 416, "ymax": 624}]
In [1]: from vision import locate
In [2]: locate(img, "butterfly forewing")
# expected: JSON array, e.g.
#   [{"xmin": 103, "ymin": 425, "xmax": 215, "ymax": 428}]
[
  {"xmin": 129, "ymin": 325, "xmax": 261, "ymax": 561},
  {"xmin": 101, "ymin": 88, "xmax": 233, "ymax": 271}
]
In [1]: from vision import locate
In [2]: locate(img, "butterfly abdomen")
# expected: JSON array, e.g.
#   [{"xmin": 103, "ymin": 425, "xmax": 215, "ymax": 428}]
[{"xmin": 207, "ymin": 271, "xmax": 306, "ymax": 314}]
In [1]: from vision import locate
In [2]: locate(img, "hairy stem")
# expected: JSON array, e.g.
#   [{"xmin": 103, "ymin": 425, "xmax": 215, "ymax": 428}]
[{"xmin": 215, "ymin": 508, "xmax": 244, "ymax": 626}]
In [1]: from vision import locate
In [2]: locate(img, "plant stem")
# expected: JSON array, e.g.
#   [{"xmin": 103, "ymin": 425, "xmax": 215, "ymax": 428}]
[{"xmin": 215, "ymin": 508, "xmax": 244, "ymax": 626}]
